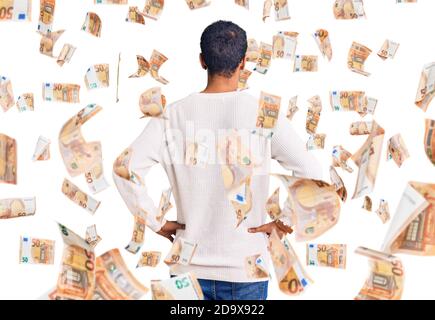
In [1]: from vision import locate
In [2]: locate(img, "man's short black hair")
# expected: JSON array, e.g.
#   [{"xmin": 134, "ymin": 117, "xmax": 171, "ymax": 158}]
[{"xmin": 200, "ymin": 20, "xmax": 247, "ymax": 78}]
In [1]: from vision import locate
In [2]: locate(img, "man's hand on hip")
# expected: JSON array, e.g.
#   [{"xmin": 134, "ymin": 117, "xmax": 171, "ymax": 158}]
[
  {"xmin": 157, "ymin": 221, "xmax": 185, "ymax": 242},
  {"xmin": 248, "ymin": 221, "xmax": 293, "ymax": 239}
]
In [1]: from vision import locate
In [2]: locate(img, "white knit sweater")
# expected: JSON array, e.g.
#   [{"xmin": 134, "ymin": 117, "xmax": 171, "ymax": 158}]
[{"xmin": 113, "ymin": 91, "xmax": 323, "ymax": 282}]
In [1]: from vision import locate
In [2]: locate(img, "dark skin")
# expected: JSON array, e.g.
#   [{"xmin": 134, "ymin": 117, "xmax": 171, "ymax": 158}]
[{"xmin": 157, "ymin": 53, "xmax": 288, "ymax": 241}]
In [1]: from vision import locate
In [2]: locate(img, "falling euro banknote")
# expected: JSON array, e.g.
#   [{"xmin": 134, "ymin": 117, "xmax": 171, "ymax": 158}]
[{"xmin": 355, "ymin": 247, "xmax": 403, "ymax": 300}]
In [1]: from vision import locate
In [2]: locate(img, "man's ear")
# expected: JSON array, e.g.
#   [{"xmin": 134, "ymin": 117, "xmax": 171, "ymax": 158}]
[{"xmin": 199, "ymin": 53, "xmax": 207, "ymax": 70}]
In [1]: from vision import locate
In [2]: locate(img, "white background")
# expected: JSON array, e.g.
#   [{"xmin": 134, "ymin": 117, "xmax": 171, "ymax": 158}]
[{"xmin": 1, "ymin": 0, "xmax": 435, "ymax": 300}]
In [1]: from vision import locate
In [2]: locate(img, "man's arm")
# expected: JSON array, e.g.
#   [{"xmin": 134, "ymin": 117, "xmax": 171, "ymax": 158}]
[
  {"xmin": 112, "ymin": 118, "xmax": 166, "ymax": 232},
  {"xmin": 271, "ymin": 112, "xmax": 323, "ymax": 180}
]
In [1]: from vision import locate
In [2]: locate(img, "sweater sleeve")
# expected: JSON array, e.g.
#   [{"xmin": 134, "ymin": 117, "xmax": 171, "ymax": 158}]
[
  {"xmin": 271, "ymin": 112, "xmax": 323, "ymax": 180},
  {"xmin": 112, "ymin": 118, "xmax": 166, "ymax": 233}
]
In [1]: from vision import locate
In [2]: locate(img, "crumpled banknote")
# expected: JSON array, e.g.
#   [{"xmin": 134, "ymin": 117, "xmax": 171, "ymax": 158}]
[
  {"xmin": 0, "ymin": 133, "xmax": 17, "ymax": 184},
  {"xmin": 351, "ymin": 121, "xmax": 385, "ymax": 199},
  {"xmin": 273, "ymin": 174, "xmax": 342, "ymax": 241},
  {"xmin": 59, "ymin": 104, "xmax": 109, "ymax": 193},
  {"xmin": 269, "ymin": 230, "xmax": 313, "ymax": 295}
]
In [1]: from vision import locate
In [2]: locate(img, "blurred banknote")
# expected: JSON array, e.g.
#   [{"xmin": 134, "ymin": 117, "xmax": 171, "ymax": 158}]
[
  {"xmin": 257, "ymin": 91, "xmax": 281, "ymax": 132},
  {"xmin": 48, "ymin": 247, "xmax": 148, "ymax": 299},
  {"xmin": 329, "ymin": 166, "xmax": 347, "ymax": 202},
  {"xmin": 348, "ymin": 42, "xmax": 372, "ymax": 76},
  {"xmin": 42, "ymin": 83, "xmax": 80, "ymax": 103},
  {"xmin": 82, "ymin": 12, "xmax": 102, "ymax": 37},
  {"xmin": 151, "ymin": 273, "xmax": 204, "ymax": 300},
  {"xmin": 85, "ymin": 64, "xmax": 110, "ymax": 90},
  {"xmin": 307, "ymin": 134, "xmax": 326, "ymax": 150},
  {"xmin": 185, "ymin": 138, "xmax": 209, "ymax": 167},
  {"xmin": 266, "ymin": 187, "xmax": 281, "ymax": 220},
  {"xmin": 273, "ymin": 174, "xmax": 341, "ymax": 241},
  {"xmin": 273, "ymin": 0, "xmax": 290, "ymax": 20},
  {"xmin": 378, "ymin": 39, "xmax": 399, "ymax": 60},
  {"xmin": 362, "ymin": 195, "xmax": 372, "ymax": 211},
  {"xmin": 129, "ymin": 51, "xmax": 169, "ymax": 84},
  {"xmin": 355, "ymin": 247, "xmax": 403, "ymax": 300},
  {"xmin": 40, "ymin": 32, "xmax": 75, "ymax": 67},
  {"xmin": 387, "ymin": 133, "xmax": 409, "ymax": 167},
  {"xmin": 56, "ymin": 223, "xmax": 95, "ymax": 300},
  {"xmin": 126, "ymin": 6, "xmax": 145, "ymax": 24},
  {"xmin": 262, "ymin": 0, "xmax": 271, "ymax": 21},
  {"xmin": 238, "ymin": 69, "xmax": 252, "ymax": 91},
  {"xmin": 424, "ymin": 119, "xmax": 435, "ymax": 165},
  {"xmin": 313, "ymin": 29, "xmax": 332, "ymax": 61},
  {"xmin": 269, "ymin": 230, "xmax": 313, "ymax": 295},
  {"xmin": 273, "ymin": 31, "xmax": 297, "ymax": 60},
  {"xmin": 40, "ymin": 29, "xmax": 64, "ymax": 56},
  {"xmin": 383, "ymin": 182, "xmax": 435, "ymax": 256},
  {"xmin": 245, "ymin": 254, "xmax": 269, "ymax": 279},
  {"xmin": 376, "ymin": 199, "xmax": 390, "ymax": 224},
  {"xmin": 61, "ymin": 178, "xmax": 101, "ymax": 214},
  {"xmin": 306, "ymin": 95, "xmax": 322, "ymax": 135},
  {"xmin": 263, "ymin": 0, "xmax": 290, "ymax": 21},
  {"xmin": 0, "ymin": 0, "xmax": 32, "ymax": 21},
  {"xmin": 16, "ymin": 93, "xmax": 34, "ymax": 112},
  {"xmin": 150, "ymin": 50, "xmax": 169, "ymax": 84},
  {"xmin": 143, "ymin": 0, "xmax": 164, "ymax": 20},
  {"xmin": 129, "ymin": 55, "xmax": 150, "ymax": 78},
  {"xmin": 306, "ymin": 96, "xmax": 325, "ymax": 150},
  {"xmin": 32, "ymin": 136, "xmax": 50, "ymax": 161},
  {"xmin": 59, "ymin": 104, "xmax": 109, "ymax": 193},
  {"xmin": 246, "ymin": 39, "xmax": 259, "ymax": 62},
  {"xmin": 287, "ymin": 96, "xmax": 298, "ymax": 120},
  {"xmin": 333, "ymin": 0, "xmax": 366, "ymax": 19},
  {"xmin": 330, "ymin": 90, "xmax": 377, "ymax": 116},
  {"xmin": 156, "ymin": 187, "xmax": 172, "ymax": 222},
  {"xmin": 125, "ymin": 210, "xmax": 147, "ymax": 254},
  {"xmin": 139, "ymin": 87, "xmax": 166, "ymax": 118},
  {"xmin": 0, "ymin": 133, "xmax": 17, "ymax": 184},
  {"xmin": 40, "ymin": 30, "xmax": 76, "ymax": 67},
  {"xmin": 217, "ymin": 132, "xmax": 259, "ymax": 226},
  {"xmin": 294, "ymin": 55, "xmax": 318, "ymax": 72},
  {"xmin": 351, "ymin": 121, "xmax": 385, "ymax": 199},
  {"xmin": 164, "ymin": 237, "xmax": 197, "ymax": 266},
  {"xmin": 94, "ymin": 0, "xmax": 127, "ymax": 3},
  {"xmin": 415, "ymin": 62, "xmax": 435, "ymax": 112},
  {"xmin": 19, "ymin": 236, "xmax": 55, "ymax": 264},
  {"xmin": 254, "ymin": 42, "xmax": 272, "ymax": 74},
  {"xmin": 0, "ymin": 76, "xmax": 14, "ymax": 112},
  {"xmin": 332, "ymin": 145, "xmax": 353, "ymax": 173},
  {"xmin": 306, "ymin": 244, "xmax": 346, "ymax": 269},
  {"xmin": 185, "ymin": 0, "xmax": 210, "ymax": 10},
  {"xmin": 85, "ymin": 224, "xmax": 101, "ymax": 248},
  {"xmin": 37, "ymin": 0, "xmax": 55, "ymax": 34},
  {"xmin": 0, "ymin": 197, "xmax": 35, "ymax": 219},
  {"xmin": 350, "ymin": 121, "xmax": 372, "ymax": 135},
  {"xmin": 137, "ymin": 251, "xmax": 161, "ymax": 268},
  {"xmin": 235, "ymin": 0, "xmax": 249, "ymax": 9},
  {"xmin": 93, "ymin": 249, "xmax": 148, "ymax": 299}
]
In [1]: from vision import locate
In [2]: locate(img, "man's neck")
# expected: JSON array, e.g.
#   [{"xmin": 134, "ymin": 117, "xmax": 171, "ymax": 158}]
[{"xmin": 201, "ymin": 74, "xmax": 239, "ymax": 93}]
